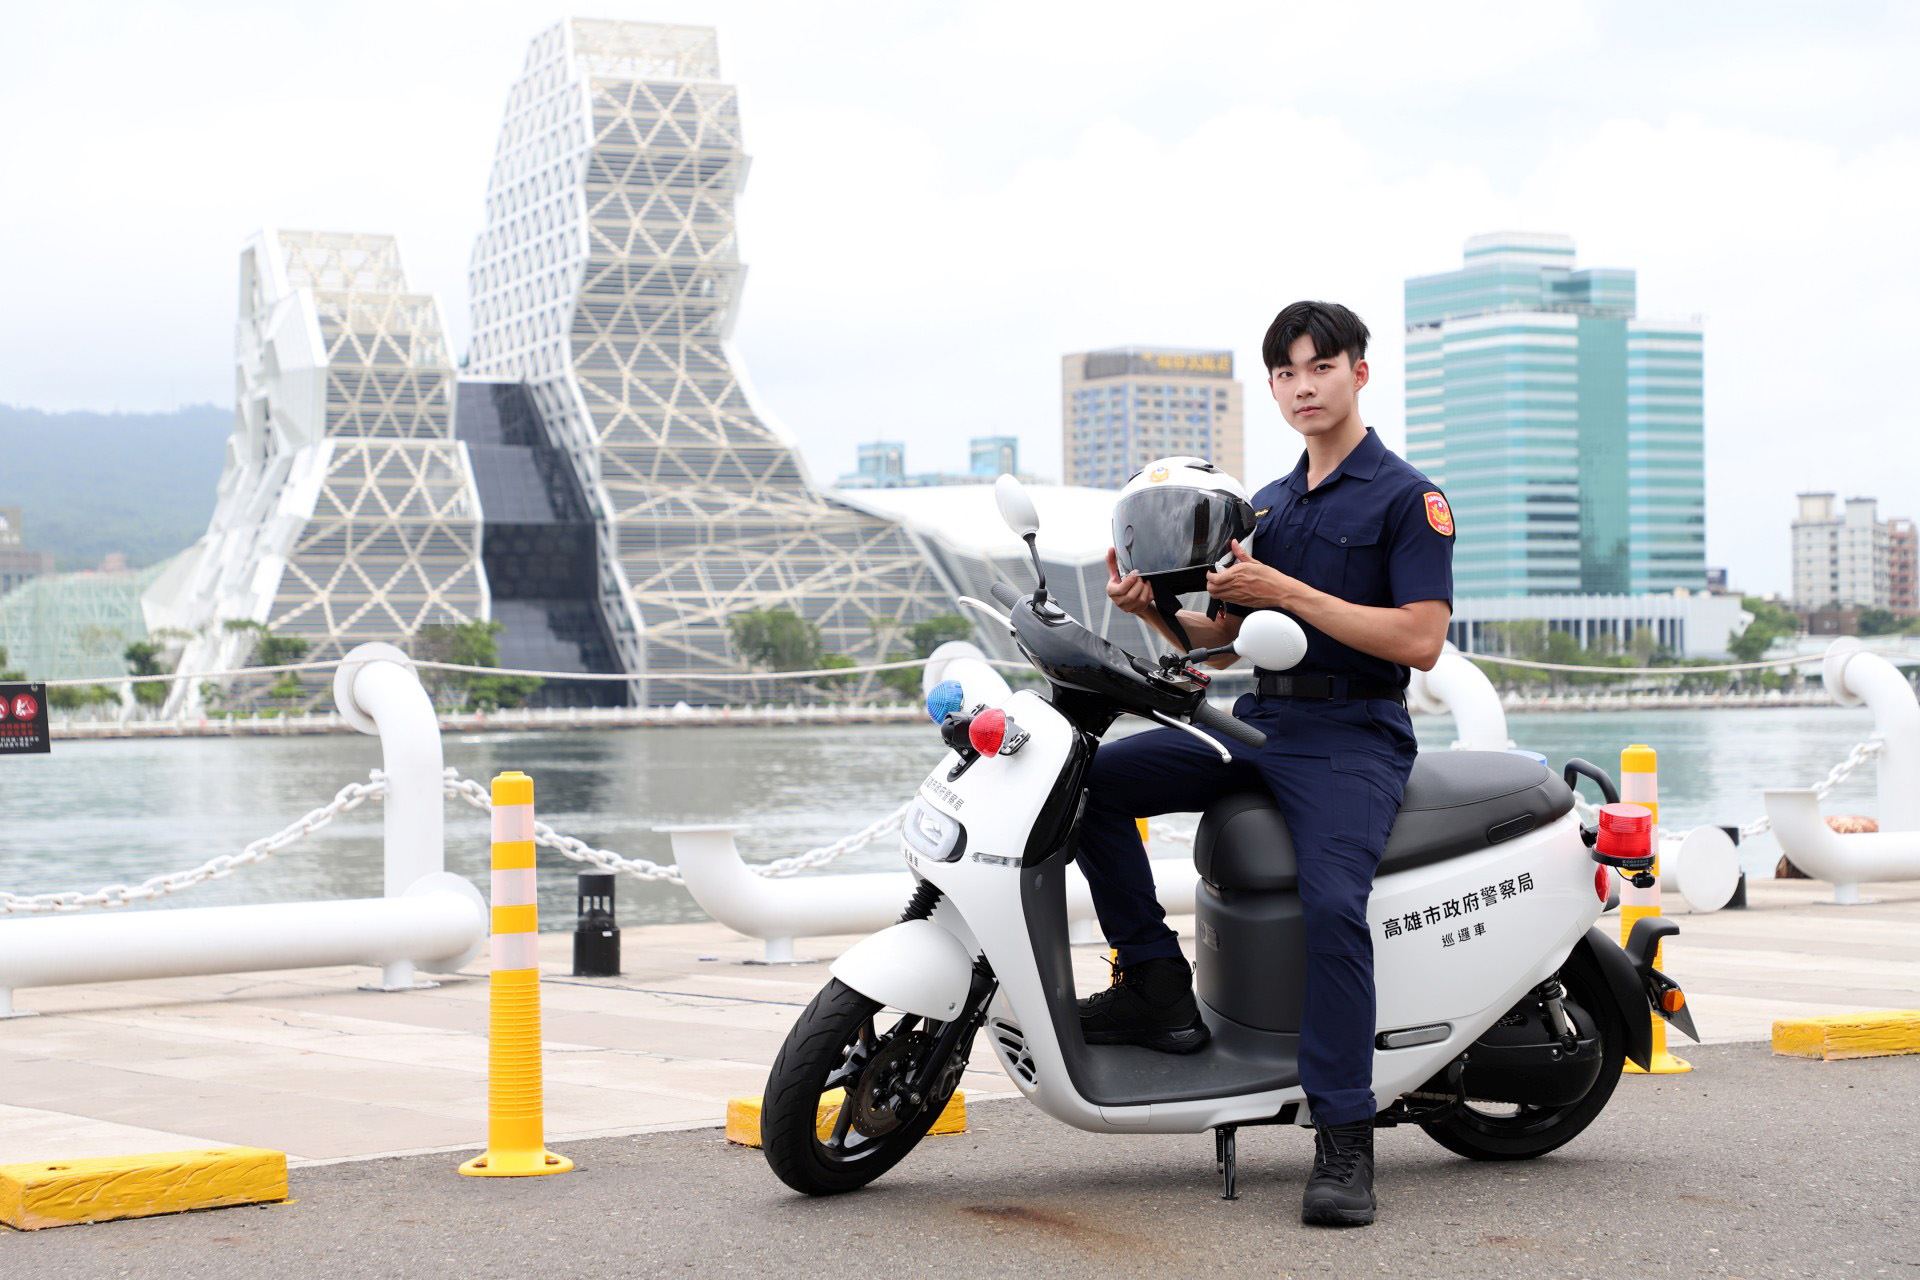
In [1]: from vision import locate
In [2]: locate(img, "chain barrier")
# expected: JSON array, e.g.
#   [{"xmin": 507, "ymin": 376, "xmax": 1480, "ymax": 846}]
[
  {"xmin": 437, "ymin": 768, "xmax": 911, "ymax": 884},
  {"xmin": 0, "ymin": 773, "xmax": 389, "ymax": 914}
]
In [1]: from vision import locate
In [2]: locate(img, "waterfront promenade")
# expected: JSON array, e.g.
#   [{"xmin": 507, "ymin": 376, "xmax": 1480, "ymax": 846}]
[{"xmin": 2, "ymin": 878, "xmax": 1915, "ymax": 1166}]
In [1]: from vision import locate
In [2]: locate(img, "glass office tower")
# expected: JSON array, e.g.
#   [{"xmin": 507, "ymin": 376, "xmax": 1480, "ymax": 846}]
[{"xmin": 1405, "ymin": 233, "xmax": 1704, "ymax": 597}]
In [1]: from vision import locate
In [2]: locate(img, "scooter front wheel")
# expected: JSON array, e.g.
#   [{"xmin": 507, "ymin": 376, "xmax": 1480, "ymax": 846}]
[
  {"xmin": 1418, "ymin": 946, "xmax": 1626, "ymax": 1161},
  {"xmin": 761, "ymin": 979, "xmax": 961, "ymax": 1195}
]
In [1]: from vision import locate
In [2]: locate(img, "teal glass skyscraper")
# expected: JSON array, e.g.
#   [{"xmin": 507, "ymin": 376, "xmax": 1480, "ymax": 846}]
[{"xmin": 1404, "ymin": 233, "xmax": 1704, "ymax": 597}]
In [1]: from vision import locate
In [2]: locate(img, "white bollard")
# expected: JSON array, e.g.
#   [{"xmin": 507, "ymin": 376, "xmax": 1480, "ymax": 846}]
[
  {"xmin": 664, "ymin": 821, "xmax": 1196, "ymax": 962},
  {"xmin": 1823, "ymin": 639, "xmax": 1920, "ymax": 831},
  {"xmin": 1407, "ymin": 644, "xmax": 1513, "ymax": 750},
  {"xmin": 1766, "ymin": 639, "xmax": 1920, "ymax": 903},
  {"xmin": 335, "ymin": 643, "xmax": 452, "ymax": 991},
  {"xmin": 922, "ymin": 641, "xmax": 1012, "ymax": 709}
]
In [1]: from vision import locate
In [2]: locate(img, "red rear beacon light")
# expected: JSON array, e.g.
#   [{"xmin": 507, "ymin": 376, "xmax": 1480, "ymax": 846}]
[
  {"xmin": 1597, "ymin": 803, "xmax": 1652, "ymax": 840},
  {"xmin": 1596, "ymin": 804, "xmax": 1653, "ymax": 858},
  {"xmin": 969, "ymin": 708, "xmax": 1007, "ymax": 756}
]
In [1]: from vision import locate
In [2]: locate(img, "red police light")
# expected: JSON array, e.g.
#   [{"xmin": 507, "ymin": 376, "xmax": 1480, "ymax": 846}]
[
  {"xmin": 1596, "ymin": 803, "xmax": 1653, "ymax": 858},
  {"xmin": 1592, "ymin": 801, "xmax": 1655, "ymax": 876},
  {"xmin": 1597, "ymin": 803, "xmax": 1652, "ymax": 838},
  {"xmin": 969, "ymin": 708, "xmax": 1007, "ymax": 756}
]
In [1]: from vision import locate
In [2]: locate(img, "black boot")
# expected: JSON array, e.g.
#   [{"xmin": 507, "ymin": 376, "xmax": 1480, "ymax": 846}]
[
  {"xmin": 1077, "ymin": 955, "xmax": 1211, "ymax": 1054},
  {"xmin": 1301, "ymin": 1119, "xmax": 1375, "ymax": 1226}
]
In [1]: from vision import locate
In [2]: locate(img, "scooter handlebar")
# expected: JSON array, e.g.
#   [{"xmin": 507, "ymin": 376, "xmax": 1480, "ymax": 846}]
[
  {"xmin": 1192, "ymin": 700, "xmax": 1266, "ymax": 749},
  {"xmin": 989, "ymin": 580, "xmax": 1021, "ymax": 608}
]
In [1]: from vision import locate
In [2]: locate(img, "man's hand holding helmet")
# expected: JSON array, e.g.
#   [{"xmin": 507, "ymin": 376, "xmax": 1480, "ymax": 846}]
[
  {"xmin": 1204, "ymin": 539, "xmax": 1295, "ymax": 609},
  {"xmin": 1105, "ymin": 547, "xmax": 1158, "ymax": 618}
]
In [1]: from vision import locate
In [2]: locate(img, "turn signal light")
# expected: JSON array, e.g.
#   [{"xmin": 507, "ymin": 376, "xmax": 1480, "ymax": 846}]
[
  {"xmin": 969, "ymin": 708, "xmax": 1007, "ymax": 756},
  {"xmin": 1661, "ymin": 989, "xmax": 1686, "ymax": 1013}
]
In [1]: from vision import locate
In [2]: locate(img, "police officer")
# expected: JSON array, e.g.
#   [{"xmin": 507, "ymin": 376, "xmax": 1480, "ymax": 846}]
[{"xmin": 1076, "ymin": 300, "xmax": 1454, "ymax": 1227}]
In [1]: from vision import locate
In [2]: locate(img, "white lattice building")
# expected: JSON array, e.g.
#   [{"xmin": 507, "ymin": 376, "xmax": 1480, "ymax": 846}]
[
  {"xmin": 463, "ymin": 20, "xmax": 951, "ymax": 703},
  {"xmin": 147, "ymin": 231, "xmax": 486, "ymax": 712}
]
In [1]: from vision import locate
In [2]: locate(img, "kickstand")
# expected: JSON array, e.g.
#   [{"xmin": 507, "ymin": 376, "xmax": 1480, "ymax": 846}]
[{"xmin": 1214, "ymin": 1125, "xmax": 1238, "ymax": 1201}]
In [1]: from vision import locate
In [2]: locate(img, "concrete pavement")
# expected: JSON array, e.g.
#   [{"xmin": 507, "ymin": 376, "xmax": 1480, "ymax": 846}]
[{"xmin": 9, "ymin": 1042, "xmax": 1918, "ymax": 1278}]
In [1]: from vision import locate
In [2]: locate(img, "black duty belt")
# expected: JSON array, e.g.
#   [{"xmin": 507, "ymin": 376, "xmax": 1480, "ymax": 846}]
[{"xmin": 1255, "ymin": 671, "xmax": 1406, "ymax": 703}]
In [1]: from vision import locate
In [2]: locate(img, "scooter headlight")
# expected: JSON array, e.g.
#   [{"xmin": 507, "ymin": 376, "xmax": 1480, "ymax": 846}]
[{"xmin": 902, "ymin": 798, "xmax": 966, "ymax": 863}]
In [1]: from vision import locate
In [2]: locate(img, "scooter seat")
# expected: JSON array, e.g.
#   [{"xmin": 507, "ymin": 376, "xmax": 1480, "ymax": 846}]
[{"xmin": 1193, "ymin": 751, "xmax": 1576, "ymax": 892}]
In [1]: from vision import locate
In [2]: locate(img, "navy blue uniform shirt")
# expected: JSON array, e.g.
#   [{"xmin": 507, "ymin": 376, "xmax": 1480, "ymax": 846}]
[{"xmin": 1210, "ymin": 427, "xmax": 1454, "ymax": 690}]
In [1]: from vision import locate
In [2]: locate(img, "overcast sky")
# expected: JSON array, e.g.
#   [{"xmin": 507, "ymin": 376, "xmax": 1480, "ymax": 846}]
[{"xmin": 4, "ymin": 1, "xmax": 1915, "ymax": 595}]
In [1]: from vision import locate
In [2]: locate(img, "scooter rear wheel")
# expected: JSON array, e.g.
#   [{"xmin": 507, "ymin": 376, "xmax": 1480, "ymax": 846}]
[
  {"xmin": 1418, "ymin": 948, "xmax": 1626, "ymax": 1161},
  {"xmin": 762, "ymin": 979, "xmax": 960, "ymax": 1195}
]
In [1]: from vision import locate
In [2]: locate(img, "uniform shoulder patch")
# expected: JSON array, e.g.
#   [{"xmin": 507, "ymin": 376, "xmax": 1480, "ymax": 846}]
[
  {"xmin": 1422, "ymin": 491, "xmax": 1454, "ymax": 537},
  {"xmin": 1253, "ymin": 507, "xmax": 1271, "ymax": 518}
]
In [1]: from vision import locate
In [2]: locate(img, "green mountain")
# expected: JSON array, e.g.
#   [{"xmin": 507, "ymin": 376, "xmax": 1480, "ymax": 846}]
[{"xmin": 0, "ymin": 403, "xmax": 231, "ymax": 571}]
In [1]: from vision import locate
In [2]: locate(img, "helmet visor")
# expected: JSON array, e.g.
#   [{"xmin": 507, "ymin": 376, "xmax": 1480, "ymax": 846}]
[{"xmin": 1113, "ymin": 488, "xmax": 1257, "ymax": 578}]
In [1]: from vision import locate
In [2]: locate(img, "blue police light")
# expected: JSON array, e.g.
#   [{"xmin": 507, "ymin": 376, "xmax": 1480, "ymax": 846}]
[{"xmin": 925, "ymin": 679, "xmax": 966, "ymax": 723}]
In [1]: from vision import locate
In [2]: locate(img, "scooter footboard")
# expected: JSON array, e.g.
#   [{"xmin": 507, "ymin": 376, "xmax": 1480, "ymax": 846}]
[{"xmin": 830, "ymin": 919, "xmax": 975, "ymax": 1021}]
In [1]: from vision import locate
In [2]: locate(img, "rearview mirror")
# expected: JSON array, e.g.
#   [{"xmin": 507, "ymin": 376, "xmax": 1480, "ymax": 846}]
[
  {"xmin": 1233, "ymin": 611, "xmax": 1308, "ymax": 672},
  {"xmin": 994, "ymin": 474, "xmax": 1040, "ymax": 539}
]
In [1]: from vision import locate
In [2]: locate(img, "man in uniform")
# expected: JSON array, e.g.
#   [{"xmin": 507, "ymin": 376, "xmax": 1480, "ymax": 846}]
[{"xmin": 1076, "ymin": 300, "xmax": 1454, "ymax": 1226}]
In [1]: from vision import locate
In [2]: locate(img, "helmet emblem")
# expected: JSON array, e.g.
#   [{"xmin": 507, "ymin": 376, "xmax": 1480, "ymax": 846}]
[{"xmin": 1148, "ymin": 465, "xmax": 1170, "ymax": 483}]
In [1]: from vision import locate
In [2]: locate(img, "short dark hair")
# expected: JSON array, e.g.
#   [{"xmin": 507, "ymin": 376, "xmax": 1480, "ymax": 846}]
[{"xmin": 1262, "ymin": 301, "xmax": 1370, "ymax": 372}]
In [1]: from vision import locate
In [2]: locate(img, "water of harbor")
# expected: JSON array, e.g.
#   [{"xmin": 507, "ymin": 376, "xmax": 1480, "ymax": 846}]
[{"xmin": 0, "ymin": 706, "xmax": 1888, "ymax": 930}]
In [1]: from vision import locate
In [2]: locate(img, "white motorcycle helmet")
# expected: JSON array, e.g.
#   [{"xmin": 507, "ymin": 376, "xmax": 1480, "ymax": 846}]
[{"xmin": 1112, "ymin": 456, "xmax": 1257, "ymax": 647}]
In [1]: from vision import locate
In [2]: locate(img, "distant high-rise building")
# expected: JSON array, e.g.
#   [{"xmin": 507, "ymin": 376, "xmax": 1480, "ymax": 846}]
[
  {"xmin": 837, "ymin": 436, "xmax": 1027, "ymax": 489},
  {"xmin": 1405, "ymin": 233, "xmax": 1705, "ymax": 597},
  {"xmin": 1062, "ymin": 347, "xmax": 1243, "ymax": 488},
  {"xmin": 1890, "ymin": 517, "xmax": 1917, "ymax": 614},
  {"xmin": 837, "ymin": 441, "xmax": 906, "ymax": 489},
  {"xmin": 1794, "ymin": 492, "xmax": 1893, "ymax": 609},
  {"xmin": 0, "ymin": 508, "xmax": 54, "ymax": 596},
  {"xmin": 970, "ymin": 435, "xmax": 1018, "ymax": 478}
]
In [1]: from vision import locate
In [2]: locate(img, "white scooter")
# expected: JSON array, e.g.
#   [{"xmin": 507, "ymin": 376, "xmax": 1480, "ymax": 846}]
[{"xmin": 760, "ymin": 477, "xmax": 1697, "ymax": 1198}]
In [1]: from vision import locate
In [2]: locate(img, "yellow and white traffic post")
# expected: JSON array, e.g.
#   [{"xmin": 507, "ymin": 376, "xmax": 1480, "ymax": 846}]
[
  {"xmin": 460, "ymin": 770, "xmax": 574, "ymax": 1177},
  {"xmin": 1618, "ymin": 744, "xmax": 1690, "ymax": 1075}
]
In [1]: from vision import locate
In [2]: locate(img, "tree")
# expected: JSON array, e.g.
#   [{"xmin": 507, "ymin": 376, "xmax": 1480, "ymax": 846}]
[
  {"xmin": 817, "ymin": 652, "xmax": 859, "ymax": 695},
  {"xmin": 1857, "ymin": 608, "xmax": 1901, "ymax": 636},
  {"xmin": 1628, "ymin": 626, "xmax": 1658, "ymax": 666},
  {"xmin": 1728, "ymin": 596, "xmax": 1798, "ymax": 663},
  {"xmin": 223, "ymin": 618, "xmax": 312, "ymax": 667},
  {"xmin": 876, "ymin": 613, "xmax": 975, "ymax": 699},
  {"xmin": 729, "ymin": 608, "xmax": 824, "ymax": 672},
  {"xmin": 49, "ymin": 683, "xmax": 116, "ymax": 710},
  {"xmin": 124, "ymin": 639, "xmax": 170, "ymax": 708},
  {"xmin": 413, "ymin": 620, "xmax": 543, "ymax": 711},
  {"xmin": 0, "ymin": 645, "xmax": 21, "ymax": 682}
]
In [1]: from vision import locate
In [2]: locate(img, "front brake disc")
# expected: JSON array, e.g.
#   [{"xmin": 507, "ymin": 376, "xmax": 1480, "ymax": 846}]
[{"xmin": 850, "ymin": 1030, "xmax": 934, "ymax": 1137}]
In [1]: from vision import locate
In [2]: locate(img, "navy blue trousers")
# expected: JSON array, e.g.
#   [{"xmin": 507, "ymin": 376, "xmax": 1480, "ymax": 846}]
[{"xmin": 1078, "ymin": 695, "xmax": 1417, "ymax": 1126}]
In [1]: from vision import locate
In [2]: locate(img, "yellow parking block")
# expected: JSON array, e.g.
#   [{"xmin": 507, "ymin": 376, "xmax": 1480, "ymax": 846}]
[
  {"xmin": 1773, "ymin": 1010, "xmax": 1920, "ymax": 1061},
  {"xmin": 0, "ymin": 1146, "xmax": 287, "ymax": 1231},
  {"xmin": 725, "ymin": 1090, "xmax": 967, "ymax": 1147}
]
